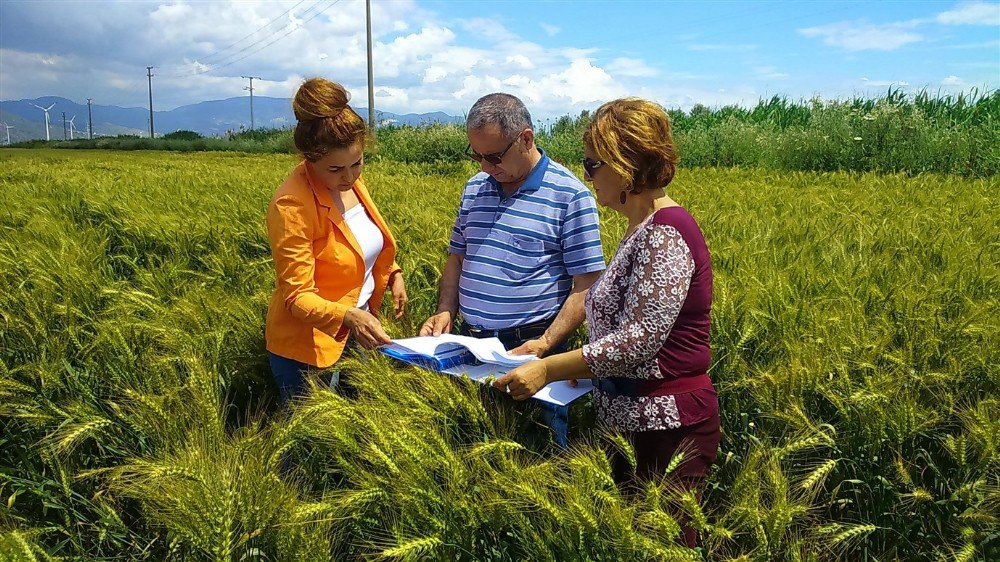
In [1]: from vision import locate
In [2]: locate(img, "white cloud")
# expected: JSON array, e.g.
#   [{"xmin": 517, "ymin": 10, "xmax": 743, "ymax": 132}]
[
  {"xmin": 859, "ymin": 78, "xmax": 911, "ymax": 87},
  {"xmin": 506, "ymin": 54, "xmax": 535, "ymax": 70},
  {"xmin": 686, "ymin": 43, "xmax": 757, "ymax": 52},
  {"xmin": 951, "ymin": 61, "xmax": 1000, "ymax": 68},
  {"xmin": 421, "ymin": 46, "xmax": 487, "ymax": 84},
  {"xmin": 753, "ymin": 66, "xmax": 790, "ymax": 80},
  {"xmin": 798, "ymin": 20, "xmax": 922, "ymax": 51},
  {"xmin": 557, "ymin": 47, "xmax": 600, "ymax": 60},
  {"xmin": 942, "ymin": 75, "xmax": 964, "ymax": 85},
  {"xmin": 376, "ymin": 26, "xmax": 457, "ymax": 79},
  {"xmin": 936, "ymin": 1, "xmax": 1000, "ymax": 25},
  {"xmin": 944, "ymin": 39, "xmax": 1000, "ymax": 48},
  {"xmin": 450, "ymin": 59, "xmax": 626, "ymax": 113},
  {"xmin": 801, "ymin": 3, "xmax": 998, "ymax": 55},
  {"xmin": 0, "ymin": 0, "xmax": 436, "ymax": 107},
  {"xmin": 606, "ymin": 57, "xmax": 658, "ymax": 78},
  {"xmin": 538, "ymin": 59, "xmax": 625, "ymax": 105},
  {"xmin": 374, "ymin": 86, "xmax": 409, "ymax": 106},
  {"xmin": 539, "ymin": 23, "xmax": 560, "ymax": 37},
  {"xmin": 639, "ymin": 84, "xmax": 760, "ymax": 111},
  {"xmin": 453, "ymin": 75, "xmax": 505, "ymax": 101}
]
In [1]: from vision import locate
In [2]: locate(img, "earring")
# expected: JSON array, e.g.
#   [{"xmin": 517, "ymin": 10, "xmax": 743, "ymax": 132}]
[{"xmin": 619, "ymin": 190, "xmax": 628, "ymax": 205}]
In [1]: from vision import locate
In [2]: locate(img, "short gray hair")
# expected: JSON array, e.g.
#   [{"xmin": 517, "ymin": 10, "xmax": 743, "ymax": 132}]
[{"xmin": 466, "ymin": 93, "xmax": 533, "ymax": 138}]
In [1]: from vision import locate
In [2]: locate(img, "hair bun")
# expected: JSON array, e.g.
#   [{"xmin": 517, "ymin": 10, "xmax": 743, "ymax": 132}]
[{"xmin": 293, "ymin": 77, "xmax": 351, "ymax": 122}]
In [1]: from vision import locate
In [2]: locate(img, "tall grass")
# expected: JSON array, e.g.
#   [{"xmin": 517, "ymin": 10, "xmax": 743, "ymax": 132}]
[
  {"xmin": 0, "ymin": 148, "xmax": 997, "ymax": 560},
  {"xmin": 10, "ymin": 89, "xmax": 999, "ymax": 177}
]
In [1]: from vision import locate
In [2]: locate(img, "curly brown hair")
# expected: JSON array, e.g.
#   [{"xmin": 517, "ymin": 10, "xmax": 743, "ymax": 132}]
[{"xmin": 583, "ymin": 98, "xmax": 678, "ymax": 193}]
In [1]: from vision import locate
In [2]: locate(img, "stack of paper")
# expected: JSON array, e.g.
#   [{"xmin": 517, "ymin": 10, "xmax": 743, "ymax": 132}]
[{"xmin": 379, "ymin": 335, "xmax": 593, "ymax": 406}]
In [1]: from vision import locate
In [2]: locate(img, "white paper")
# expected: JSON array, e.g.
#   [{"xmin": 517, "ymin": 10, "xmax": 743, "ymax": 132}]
[
  {"xmin": 383, "ymin": 335, "xmax": 592, "ymax": 406},
  {"xmin": 528, "ymin": 379, "xmax": 594, "ymax": 407},
  {"xmin": 440, "ymin": 363, "xmax": 594, "ymax": 406},
  {"xmin": 381, "ymin": 336, "xmax": 465, "ymax": 358},
  {"xmin": 387, "ymin": 334, "xmax": 536, "ymax": 366}
]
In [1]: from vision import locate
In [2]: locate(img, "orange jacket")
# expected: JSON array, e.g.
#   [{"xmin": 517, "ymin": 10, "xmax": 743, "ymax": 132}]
[{"xmin": 265, "ymin": 161, "xmax": 400, "ymax": 368}]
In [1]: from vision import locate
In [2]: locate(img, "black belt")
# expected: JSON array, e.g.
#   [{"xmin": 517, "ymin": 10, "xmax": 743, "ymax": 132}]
[{"xmin": 462, "ymin": 317, "xmax": 553, "ymax": 342}]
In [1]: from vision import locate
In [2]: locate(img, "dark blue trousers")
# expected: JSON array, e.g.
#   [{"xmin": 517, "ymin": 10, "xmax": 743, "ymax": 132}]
[{"xmin": 268, "ymin": 352, "xmax": 341, "ymax": 403}]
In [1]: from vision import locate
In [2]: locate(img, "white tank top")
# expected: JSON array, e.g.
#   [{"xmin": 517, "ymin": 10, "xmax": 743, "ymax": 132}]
[{"xmin": 342, "ymin": 203, "xmax": 384, "ymax": 310}]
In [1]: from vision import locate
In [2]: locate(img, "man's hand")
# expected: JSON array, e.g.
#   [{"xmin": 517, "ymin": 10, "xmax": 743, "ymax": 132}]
[
  {"xmin": 389, "ymin": 273, "xmax": 407, "ymax": 319},
  {"xmin": 344, "ymin": 307, "xmax": 392, "ymax": 349},
  {"xmin": 509, "ymin": 334, "xmax": 552, "ymax": 357},
  {"xmin": 492, "ymin": 360, "xmax": 549, "ymax": 400},
  {"xmin": 419, "ymin": 310, "xmax": 453, "ymax": 337}
]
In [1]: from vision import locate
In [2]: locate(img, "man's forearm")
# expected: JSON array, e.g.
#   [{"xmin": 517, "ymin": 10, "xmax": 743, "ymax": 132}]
[
  {"xmin": 436, "ymin": 253, "xmax": 462, "ymax": 314},
  {"xmin": 540, "ymin": 289, "xmax": 586, "ymax": 348},
  {"xmin": 540, "ymin": 271, "xmax": 600, "ymax": 349}
]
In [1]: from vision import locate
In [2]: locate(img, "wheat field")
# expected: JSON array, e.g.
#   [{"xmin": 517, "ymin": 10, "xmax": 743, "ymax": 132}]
[{"xmin": 0, "ymin": 148, "xmax": 997, "ymax": 561}]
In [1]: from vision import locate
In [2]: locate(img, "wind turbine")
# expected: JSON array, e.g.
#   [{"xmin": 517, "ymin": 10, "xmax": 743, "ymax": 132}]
[
  {"xmin": 29, "ymin": 102, "xmax": 56, "ymax": 141},
  {"xmin": 68, "ymin": 115, "xmax": 78, "ymax": 140},
  {"xmin": 0, "ymin": 122, "xmax": 13, "ymax": 145}
]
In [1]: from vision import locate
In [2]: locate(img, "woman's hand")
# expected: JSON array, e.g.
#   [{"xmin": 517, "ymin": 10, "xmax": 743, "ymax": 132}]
[
  {"xmin": 344, "ymin": 307, "xmax": 392, "ymax": 349},
  {"xmin": 492, "ymin": 360, "xmax": 549, "ymax": 401},
  {"xmin": 389, "ymin": 272, "xmax": 407, "ymax": 319}
]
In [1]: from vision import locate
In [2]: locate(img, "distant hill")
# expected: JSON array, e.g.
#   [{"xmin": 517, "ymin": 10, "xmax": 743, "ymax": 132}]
[{"xmin": 0, "ymin": 96, "xmax": 463, "ymax": 141}]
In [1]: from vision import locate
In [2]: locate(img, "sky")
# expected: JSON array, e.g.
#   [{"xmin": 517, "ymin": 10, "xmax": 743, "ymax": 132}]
[{"xmin": 1, "ymin": 0, "xmax": 998, "ymax": 119}]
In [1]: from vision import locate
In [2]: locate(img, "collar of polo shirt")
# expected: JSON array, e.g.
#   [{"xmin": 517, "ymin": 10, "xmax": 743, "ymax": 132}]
[{"xmin": 488, "ymin": 148, "xmax": 550, "ymax": 196}]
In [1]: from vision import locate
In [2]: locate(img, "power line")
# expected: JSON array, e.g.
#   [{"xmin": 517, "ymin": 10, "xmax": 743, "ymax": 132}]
[
  {"xmin": 165, "ymin": 0, "xmax": 336, "ymax": 78},
  {"xmin": 103, "ymin": 76, "xmax": 146, "ymax": 110},
  {"xmin": 195, "ymin": 0, "xmax": 309, "ymax": 67},
  {"xmin": 95, "ymin": 0, "xmax": 333, "ymax": 123}
]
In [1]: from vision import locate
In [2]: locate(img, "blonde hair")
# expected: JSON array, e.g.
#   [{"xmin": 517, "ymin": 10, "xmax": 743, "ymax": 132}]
[
  {"xmin": 292, "ymin": 77, "xmax": 367, "ymax": 161},
  {"xmin": 583, "ymin": 97, "xmax": 678, "ymax": 192}
]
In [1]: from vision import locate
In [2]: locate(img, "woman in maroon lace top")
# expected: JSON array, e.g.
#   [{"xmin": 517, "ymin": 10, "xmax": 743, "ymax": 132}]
[{"xmin": 494, "ymin": 97, "xmax": 720, "ymax": 547}]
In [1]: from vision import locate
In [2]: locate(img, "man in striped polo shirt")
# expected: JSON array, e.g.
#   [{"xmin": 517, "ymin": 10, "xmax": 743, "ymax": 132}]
[{"xmin": 420, "ymin": 93, "xmax": 605, "ymax": 448}]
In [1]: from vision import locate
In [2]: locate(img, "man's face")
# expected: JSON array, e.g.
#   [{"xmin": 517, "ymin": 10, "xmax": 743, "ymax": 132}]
[{"xmin": 467, "ymin": 123, "xmax": 532, "ymax": 184}]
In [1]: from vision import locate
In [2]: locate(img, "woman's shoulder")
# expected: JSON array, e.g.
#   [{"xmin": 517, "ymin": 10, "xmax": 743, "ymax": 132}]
[
  {"xmin": 651, "ymin": 205, "xmax": 695, "ymax": 227},
  {"xmin": 651, "ymin": 206, "xmax": 705, "ymax": 239},
  {"xmin": 271, "ymin": 162, "xmax": 313, "ymax": 203},
  {"xmin": 649, "ymin": 205, "xmax": 710, "ymax": 265}
]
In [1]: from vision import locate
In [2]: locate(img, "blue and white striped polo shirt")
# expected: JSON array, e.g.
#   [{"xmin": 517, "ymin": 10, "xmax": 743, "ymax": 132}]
[{"xmin": 448, "ymin": 149, "xmax": 606, "ymax": 330}]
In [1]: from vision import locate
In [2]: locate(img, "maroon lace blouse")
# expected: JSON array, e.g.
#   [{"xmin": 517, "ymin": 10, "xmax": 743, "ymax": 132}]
[{"xmin": 582, "ymin": 206, "xmax": 718, "ymax": 432}]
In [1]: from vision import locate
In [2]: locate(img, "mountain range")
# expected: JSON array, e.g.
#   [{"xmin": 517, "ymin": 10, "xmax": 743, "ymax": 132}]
[{"xmin": 0, "ymin": 96, "xmax": 463, "ymax": 143}]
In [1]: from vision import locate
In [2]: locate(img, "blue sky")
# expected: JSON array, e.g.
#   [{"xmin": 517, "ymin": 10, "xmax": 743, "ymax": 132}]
[{"xmin": 1, "ymin": 0, "xmax": 997, "ymax": 118}]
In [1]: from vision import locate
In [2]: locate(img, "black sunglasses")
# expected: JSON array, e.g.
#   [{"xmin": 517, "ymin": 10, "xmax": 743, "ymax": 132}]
[
  {"xmin": 581, "ymin": 157, "xmax": 605, "ymax": 178},
  {"xmin": 466, "ymin": 136, "xmax": 519, "ymax": 165}
]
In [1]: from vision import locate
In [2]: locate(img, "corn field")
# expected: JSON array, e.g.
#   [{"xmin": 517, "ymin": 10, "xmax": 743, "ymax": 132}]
[{"xmin": 0, "ymin": 148, "xmax": 997, "ymax": 561}]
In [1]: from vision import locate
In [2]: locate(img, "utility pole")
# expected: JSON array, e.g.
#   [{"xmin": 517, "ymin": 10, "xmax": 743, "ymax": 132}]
[
  {"xmin": 366, "ymin": 0, "xmax": 375, "ymax": 130},
  {"xmin": 146, "ymin": 66, "xmax": 155, "ymax": 138},
  {"xmin": 241, "ymin": 76, "xmax": 262, "ymax": 130},
  {"xmin": 62, "ymin": 111, "xmax": 67, "ymax": 140},
  {"xmin": 87, "ymin": 98, "xmax": 93, "ymax": 139}
]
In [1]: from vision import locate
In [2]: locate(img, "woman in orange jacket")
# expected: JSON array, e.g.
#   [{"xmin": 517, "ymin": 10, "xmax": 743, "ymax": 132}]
[{"xmin": 265, "ymin": 77, "xmax": 406, "ymax": 401}]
